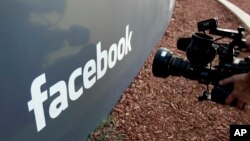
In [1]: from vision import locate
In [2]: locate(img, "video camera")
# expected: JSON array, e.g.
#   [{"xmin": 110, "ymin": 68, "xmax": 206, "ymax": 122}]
[{"xmin": 152, "ymin": 18, "xmax": 250, "ymax": 106}]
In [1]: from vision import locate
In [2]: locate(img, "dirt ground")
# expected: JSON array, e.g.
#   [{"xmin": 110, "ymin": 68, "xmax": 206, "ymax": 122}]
[{"xmin": 89, "ymin": 0, "xmax": 250, "ymax": 140}]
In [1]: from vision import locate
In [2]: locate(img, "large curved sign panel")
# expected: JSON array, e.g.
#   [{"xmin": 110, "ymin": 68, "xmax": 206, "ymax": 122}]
[{"xmin": 0, "ymin": 0, "xmax": 175, "ymax": 140}]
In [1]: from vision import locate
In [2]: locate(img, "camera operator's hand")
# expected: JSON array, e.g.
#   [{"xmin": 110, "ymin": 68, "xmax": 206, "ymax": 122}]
[{"xmin": 219, "ymin": 73, "xmax": 250, "ymax": 109}]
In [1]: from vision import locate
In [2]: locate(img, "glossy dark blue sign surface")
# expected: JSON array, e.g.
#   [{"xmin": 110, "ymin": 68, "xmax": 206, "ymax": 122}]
[{"xmin": 0, "ymin": 0, "xmax": 175, "ymax": 140}]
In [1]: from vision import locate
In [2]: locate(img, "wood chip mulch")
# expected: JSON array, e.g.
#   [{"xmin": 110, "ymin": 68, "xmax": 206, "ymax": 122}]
[{"xmin": 95, "ymin": 0, "xmax": 250, "ymax": 140}]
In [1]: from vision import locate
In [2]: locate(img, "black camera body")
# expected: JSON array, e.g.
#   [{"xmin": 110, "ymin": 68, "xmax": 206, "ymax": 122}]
[{"xmin": 152, "ymin": 18, "xmax": 250, "ymax": 105}]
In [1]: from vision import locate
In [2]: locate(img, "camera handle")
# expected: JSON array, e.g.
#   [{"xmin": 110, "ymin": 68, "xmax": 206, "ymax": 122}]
[{"xmin": 210, "ymin": 27, "xmax": 247, "ymax": 51}]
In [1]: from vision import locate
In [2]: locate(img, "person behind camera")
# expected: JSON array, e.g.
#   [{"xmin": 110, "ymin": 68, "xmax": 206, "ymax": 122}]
[{"xmin": 220, "ymin": 35, "xmax": 250, "ymax": 109}]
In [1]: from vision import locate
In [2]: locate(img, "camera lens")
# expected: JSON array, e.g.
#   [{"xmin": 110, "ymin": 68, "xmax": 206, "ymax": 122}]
[{"xmin": 152, "ymin": 47, "xmax": 191, "ymax": 78}]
